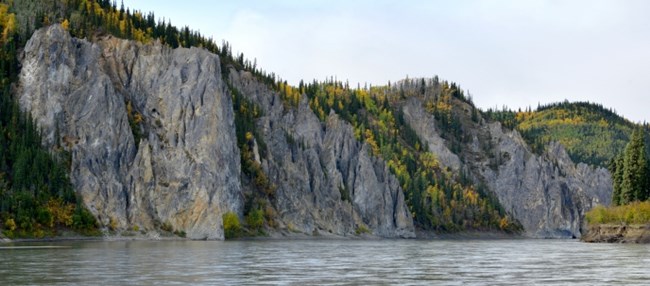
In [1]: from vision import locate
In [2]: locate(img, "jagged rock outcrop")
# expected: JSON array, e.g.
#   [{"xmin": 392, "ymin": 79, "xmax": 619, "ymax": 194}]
[
  {"xmin": 480, "ymin": 126, "xmax": 611, "ymax": 238},
  {"xmin": 402, "ymin": 99, "xmax": 462, "ymax": 171},
  {"xmin": 402, "ymin": 98, "xmax": 612, "ymax": 238},
  {"xmin": 228, "ymin": 71, "xmax": 414, "ymax": 238},
  {"xmin": 18, "ymin": 25, "xmax": 242, "ymax": 239},
  {"xmin": 17, "ymin": 25, "xmax": 611, "ymax": 240},
  {"xmin": 17, "ymin": 25, "xmax": 414, "ymax": 239}
]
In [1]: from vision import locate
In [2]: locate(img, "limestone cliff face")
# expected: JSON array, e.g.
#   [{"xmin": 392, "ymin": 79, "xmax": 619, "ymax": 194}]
[
  {"xmin": 17, "ymin": 25, "xmax": 414, "ymax": 239},
  {"xmin": 228, "ymin": 71, "xmax": 414, "ymax": 238},
  {"xmin": 402, "ymin": 98, "xmax": 612, "ymax": 238},
  {"xmin": 17, "ymin": 25, "xmax": 611, "ymax": 240},
  {"xmin": 19, "ymin": 25, "xmax": 242, "ymax": 239}
]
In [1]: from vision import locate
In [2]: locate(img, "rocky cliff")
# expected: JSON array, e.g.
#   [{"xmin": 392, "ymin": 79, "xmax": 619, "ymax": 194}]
[
  {"xmin": 402, "ymin": 97, "xmax": 612, "ymax": 238},
  {"xmin": 227, "ymin": 71, "xmax": 414, "ymax": 238},
  {"xmin": 17, "ymin": 25, "xmax": 414, "ymax": 239},
  {"xmin": 19, "ymin": 25, "xmax": 243, "ymax": 239},
  {"xmin": 16, "ymin": 25, "xmax": 612, "ymax": 240}
]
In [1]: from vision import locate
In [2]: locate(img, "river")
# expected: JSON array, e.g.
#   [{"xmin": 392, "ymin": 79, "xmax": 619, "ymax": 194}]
[{"xmin": 1, "ymin": 239, "xmax": 648, "ymax": 285}]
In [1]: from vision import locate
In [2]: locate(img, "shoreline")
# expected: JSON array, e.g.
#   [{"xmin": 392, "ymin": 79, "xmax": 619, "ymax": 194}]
[
  {"xmin": 1, "ymin": 228, "xmax": 526, "ymax": 244},
  {"xmin": 582, "ymin": 224, "xmax": 650, "ymax": 243},
  {"xmin": 415, "ymin": 229, "xmax": 523, "ymax": 240},
  {"xmin": 1, "ymin": 235, "xmax": 188, "ymax": 244}
]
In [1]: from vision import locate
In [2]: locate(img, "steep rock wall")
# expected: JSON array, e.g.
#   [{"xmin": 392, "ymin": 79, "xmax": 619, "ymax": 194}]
[
  {"xmin": 17, "ymin": 25, "xmax": 611, "ymax": 239},
  {"xmin": 18, "ymin": 25, "xmax": 414, "ymax": 239},
  {"xmin": 402, "ymin": 98, "xmax": 611, "ymax": 238},
  {"xmin": 19, "ymin": 25, "xmax": 242, "ymax": 239},
  {"xmin": 228, "ymin": 71, "xmax": 414, "ymax": 238}
]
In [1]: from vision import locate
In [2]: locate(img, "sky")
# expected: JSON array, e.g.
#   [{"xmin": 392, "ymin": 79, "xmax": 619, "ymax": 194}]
[{"xmin": 122, "ymin": 0, "xmax": 650, "ymax": 123}]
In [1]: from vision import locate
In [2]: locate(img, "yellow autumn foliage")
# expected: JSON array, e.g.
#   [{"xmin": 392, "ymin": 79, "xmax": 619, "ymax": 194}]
[
  {"xmin": 364, "ymin": 129, "xmax": 380, "ymax": 155},
  {"xmin": 61, "ymin": 19, "xmax": 70, "ymax": 30},
  {"xmin": 46, "ymin": 198, "xmax": 75, "ymax": 227},
  {"xmin": 0, "ymin": 4, "xmax": 16, "ymax": 44}
]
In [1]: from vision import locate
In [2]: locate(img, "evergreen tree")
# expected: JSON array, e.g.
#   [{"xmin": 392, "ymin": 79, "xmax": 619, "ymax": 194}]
[
  {"xmin": 618, "ymin": 128, "xmax": 649, "ymax": 204},
  {"xmin": 636, "ymin": 139, "xmax": 649, "ymax": 201},
  {"xmin": 611, "ymin": 154, "xmax": 624, "ymax": 205}
]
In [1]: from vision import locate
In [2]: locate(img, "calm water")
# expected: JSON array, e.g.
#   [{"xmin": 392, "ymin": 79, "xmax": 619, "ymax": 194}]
[{"xmin": 1, "ymin": 239, "xmax": 649, "ymax": 285}]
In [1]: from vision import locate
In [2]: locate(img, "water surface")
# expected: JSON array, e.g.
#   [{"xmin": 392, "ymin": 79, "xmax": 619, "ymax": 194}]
[{"xmin": 1, "ymin": 239, "xmax": 648, "ymax": 285}]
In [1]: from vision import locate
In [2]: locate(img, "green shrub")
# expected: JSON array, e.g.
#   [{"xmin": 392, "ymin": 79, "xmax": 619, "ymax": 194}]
[
  {"xmin": 36, "ymin": 208, "xmax": 53, "ymax": 228},
  {"xmin": 4, "ymin": 218, "xmax": 16, "ymax": 231},
  {"xmin": 223, "ymin": 212, "xmax": 241, "ymax": 239},
  {"xmin": 2, "ymin": 230, "xmax": 14, "ymax": 238},
  {"xmin": 173, "ymin": 230, "xmax": 186, "ymax": 238},
  {"xmin": 355, "ymin": 225, "xmax": 370, "ymax": 235},
  {"xmin": 339, "ymin": 186, "xmax": 350, "ymax": 202},
  {"xmin": 586, "ymin": 201, "xmax": 650, "ymax": 225},
  {"xmin": 71, "ymin": 206, "xmax": 98, "ymax": 230},
  {"xmin": 245, "ymin": 208, "xmax": 264, "ymax": 232},
  {"xmin": 160, "ymin": 221, "xmax": 173, "ymax": 232}
]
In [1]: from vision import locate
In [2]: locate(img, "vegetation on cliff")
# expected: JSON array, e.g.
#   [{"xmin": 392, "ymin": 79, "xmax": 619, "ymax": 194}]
[
  {"xmin": 1, "ymin": 0, "xmax": 523, "ymax": 235},
  {"xmin": 0, "ymin": 0, "xmax": 285, "ymax": 237},
  {"xmin": 485, "ymin": 101, "xmax": 648, "ymax": 167},
  {"xmin": 0, "ymin": 0, "xmax": 632, "ymax": 237},
  {"xmin": 0, "ymin": 2, "xmax": 96, "ymax": 238},
  {"xmin": 297, "ymin": 78, "xmax": 520, "ymax": 232},
  {"xmin": 585, "ymin": 127, "xmax": 650, "ymax": 228}
]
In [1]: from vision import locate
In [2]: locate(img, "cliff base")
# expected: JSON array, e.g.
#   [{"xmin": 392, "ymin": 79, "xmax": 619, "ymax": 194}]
[{"xmin": 582, "ymin": 224, "xmax": 650, "ymax": 243}]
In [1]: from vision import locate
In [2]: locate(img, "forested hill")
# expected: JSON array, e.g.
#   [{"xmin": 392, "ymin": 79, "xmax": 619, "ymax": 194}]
[
  {"xmin": 0, "ymin": 1, "xmax": 100, "ymax": 239},
  {"xmin": 0, "ymin": 0, "xmax": 622, "ymax": 239},
  {"xmin": 484, "ymin": 101, "xmax": 650, "ymax": 168},
  {"xmin": 0, "ymin": 0, "xmax": 525, "ymax": 237},
  {"xmin": 0, "ymin": 0, "xmax": 278, "ymax": 238}
]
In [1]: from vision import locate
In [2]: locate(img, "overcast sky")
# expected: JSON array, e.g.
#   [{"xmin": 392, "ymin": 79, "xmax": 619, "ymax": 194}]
[{"xmin": 122, "ymin": 0, "xmax": 650, "ymax": 123}]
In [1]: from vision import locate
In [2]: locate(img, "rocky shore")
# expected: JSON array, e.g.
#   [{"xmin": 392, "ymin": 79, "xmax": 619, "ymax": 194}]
[{"xmin": 582, "ymin": 224, "xmax": 650, "ymax": 243}]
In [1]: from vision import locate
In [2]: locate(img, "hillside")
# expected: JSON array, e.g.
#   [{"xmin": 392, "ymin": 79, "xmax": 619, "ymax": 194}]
[
  {"xmin": 0, "ymin": 0, "xmax": 616, "ymax": 239},
  {"xmin": 484, "ymin": 101, "xmax": 649, "ymax": 168},
  {"xmin": 0, "ymin": 1, "xmax": 97, "ymax": 239}
]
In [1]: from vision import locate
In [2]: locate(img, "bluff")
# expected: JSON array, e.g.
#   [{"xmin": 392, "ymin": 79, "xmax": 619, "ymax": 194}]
[
  {"xmin": 15, "ymin": 24, "xmax": 613, "ymax": 240},
  {"xmin": 227, "ymin": 71, "xmax": 414, "ymax": 238},
  {"xmin": 401, "ymin": 93, "xmax": 611, "ymax": 238},
  {"xmin": 17, "ymin": 25, "xmax": 414, "ymax": 239},
  {"xmin": 19, "ymin": 25, "xmax": 243, "ymax": 239}
]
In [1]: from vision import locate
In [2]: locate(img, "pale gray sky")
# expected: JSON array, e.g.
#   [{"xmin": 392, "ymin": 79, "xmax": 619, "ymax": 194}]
[{"xmin": 123, "ymin": 0, "xmax": 650, "ymax": 122}]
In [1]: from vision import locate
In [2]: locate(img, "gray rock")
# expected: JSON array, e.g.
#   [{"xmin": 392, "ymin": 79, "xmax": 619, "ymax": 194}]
[
  {"xmin": 484, "ymin": 125, "xmax": 612, "ymax": 238},
  {"xmin": 18, "ymin": 25, "xmax": 413, "ymax": 240},
  {"xmin": 18, "ymin": 25, "xmax": 242, "ymax": 239},
  {"xmin": 402, "ymin": 98, "xmax": 612, "ymax": 238},
  {"xmin": 18, "ymin": 25, "xmax": 610, "ymax": 240},
  {"xmin": 402, "ymin": 98, "xmax": 462, "ymax": 171},
  {"xmin": 228, "ymin": 70, "xmax": 415, "ymax": 238}
]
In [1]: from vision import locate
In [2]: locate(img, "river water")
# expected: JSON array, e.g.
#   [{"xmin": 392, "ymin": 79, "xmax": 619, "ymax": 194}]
[{"xmin": 1, "ymin": 239, "xmax": 649, "ymax": 285}]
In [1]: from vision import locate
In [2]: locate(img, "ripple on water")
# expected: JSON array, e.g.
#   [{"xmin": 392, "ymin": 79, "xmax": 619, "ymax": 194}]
[{"xmin": 1, "ymin": 239, "xmax": 649, "ymax": 285}]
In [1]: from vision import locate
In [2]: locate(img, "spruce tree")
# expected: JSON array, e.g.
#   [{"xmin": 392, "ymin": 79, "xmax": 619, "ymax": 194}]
[
  {"xmin": 619, "ymin": 128, "xmax": 648, "ymax": 204},
  {"xmin": 611, "ymin": 154, "xmax": 624, "ymax": 205},
  {"xmin": 636, "ymin": 141, "xmax": 649, "ymax": 201}
]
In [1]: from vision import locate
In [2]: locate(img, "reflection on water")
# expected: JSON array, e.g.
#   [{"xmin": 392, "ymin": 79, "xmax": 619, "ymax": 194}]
[{"xmin": 1, "ymin": 239, "xmax": 649, "ymax": 285}]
